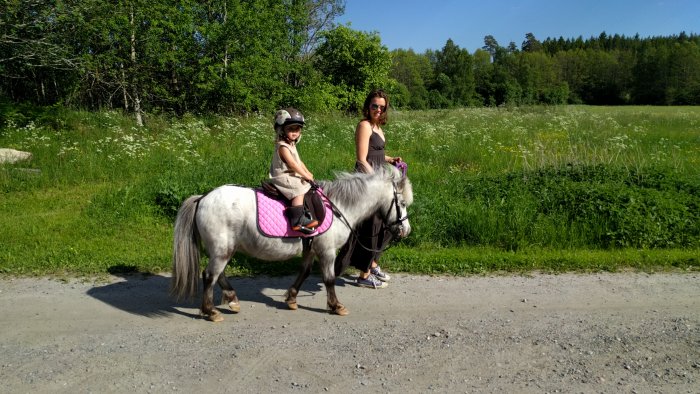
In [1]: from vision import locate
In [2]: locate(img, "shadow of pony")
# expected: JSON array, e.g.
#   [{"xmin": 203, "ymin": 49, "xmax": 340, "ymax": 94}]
[{"xmin": 86, "ymin": 268, "xmax": 328, "ymax": 319}]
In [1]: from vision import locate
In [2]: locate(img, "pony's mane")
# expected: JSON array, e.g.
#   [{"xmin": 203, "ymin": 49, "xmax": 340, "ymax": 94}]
[
  {"xmin": 318, "ymin": 172, "xmax": 369, "ymax": 208},
  {"xmin": 319, "ymin": 166, "xmax": 401, "ymax": 207}
]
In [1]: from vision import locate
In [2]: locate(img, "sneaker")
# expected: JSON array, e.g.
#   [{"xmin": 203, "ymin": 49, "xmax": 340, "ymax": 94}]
[
  {"xmin": 370, "ymin": 266, "xmax": 391, "ymax": 282},
  {"xmin": 356, "ymin": 274, "xmax": 388, "ymax": 289}
]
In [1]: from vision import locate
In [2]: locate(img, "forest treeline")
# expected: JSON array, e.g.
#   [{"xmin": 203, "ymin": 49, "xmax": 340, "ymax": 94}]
[
  {"xmin": 2, "ymin": 0, "xmax": 699, "ymax": 120},
  {"xmin": 397, "ymin": 32, "xmax": 700, "ymax": 109}
]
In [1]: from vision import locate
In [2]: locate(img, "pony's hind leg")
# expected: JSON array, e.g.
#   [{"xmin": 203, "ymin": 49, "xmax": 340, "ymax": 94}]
[
  {"xmin": 201, "ymin": 256, "xmax": 229, "ymax": 322},
  {"xmin": 217, "ymin": 272, "xmax": 240, "ymax": 313}
]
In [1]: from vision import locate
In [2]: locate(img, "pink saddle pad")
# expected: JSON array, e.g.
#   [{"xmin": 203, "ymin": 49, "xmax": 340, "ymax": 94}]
[{"xmin": 255, "ymin": 189, "xmax": 333, "ymax": 238}]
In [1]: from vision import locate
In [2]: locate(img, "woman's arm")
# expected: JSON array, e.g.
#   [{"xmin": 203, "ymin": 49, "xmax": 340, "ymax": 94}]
[{"xmin": 355, "ymin": 121, "xmax": 374, "ymax": 173}]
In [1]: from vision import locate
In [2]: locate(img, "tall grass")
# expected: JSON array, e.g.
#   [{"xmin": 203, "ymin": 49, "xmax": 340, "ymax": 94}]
[{"xmin": 1, "ymin": 105, "xmax": 698, "ymax": 275}]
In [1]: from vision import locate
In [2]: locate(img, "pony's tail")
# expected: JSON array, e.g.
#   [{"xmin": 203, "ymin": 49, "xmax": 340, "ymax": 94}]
[{"xmin": 170, "ymin": 195, "xmax": 202, "ymax": 300}]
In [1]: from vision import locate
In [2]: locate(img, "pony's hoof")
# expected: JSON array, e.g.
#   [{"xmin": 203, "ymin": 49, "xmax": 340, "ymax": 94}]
[
  {"xmin": 205, "ymin": 311, "xmax": 224, "ymax": 322},
  {"xmin": 286, "ymin": 301, "xmax": 298, "ymax": 310},
  {"xmin": 330, "ymin": 304, "xmax": 349, "ymax": 316},
  {"xmin": 228, "ymin": 301, "xmax": 241, "ymax": 313}
]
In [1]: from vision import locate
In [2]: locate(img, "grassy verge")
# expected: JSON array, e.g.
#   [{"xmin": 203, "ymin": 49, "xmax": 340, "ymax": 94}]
[
  {"xmin": 0, "ymin": 184, "xmax": 172, "ymax": 276},
  {"xmin": 383, "ymin": 245, "xmax": 699, "ymax": 275},
  {"xmin": 1, "ymin": 183, "xmax": 697, "ymax": 278}
]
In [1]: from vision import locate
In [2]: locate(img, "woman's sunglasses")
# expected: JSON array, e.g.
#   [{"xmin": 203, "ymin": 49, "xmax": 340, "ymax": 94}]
[{"xmin": 370, "ymin": 103, "xmax": 386, "ymax": 111}]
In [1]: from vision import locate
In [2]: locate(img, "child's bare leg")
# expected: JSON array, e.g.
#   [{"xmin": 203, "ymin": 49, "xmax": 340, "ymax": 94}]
[{"xmin": 291, "ymin": 194, "xmax": 304, "ymax": 206}]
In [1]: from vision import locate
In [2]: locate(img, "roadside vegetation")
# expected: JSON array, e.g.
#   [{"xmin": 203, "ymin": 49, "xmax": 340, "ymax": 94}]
[{"xmin": 1, "ymin": 105, "xmax": 698, "ymax": 276}]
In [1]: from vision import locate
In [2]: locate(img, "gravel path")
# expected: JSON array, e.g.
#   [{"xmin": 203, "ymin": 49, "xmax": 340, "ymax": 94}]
[{"xmin": 1, "ymin": 272, "xmax": 698, "ymax": 393}]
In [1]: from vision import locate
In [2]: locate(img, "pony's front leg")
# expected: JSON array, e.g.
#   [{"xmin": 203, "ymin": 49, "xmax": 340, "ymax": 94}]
[
  {"xmin": 319, "ymin": 252, "xmax": 349, "ymax": 316},
  {"xmin": 285, "ymin": 249, "xmax": 314, "ymax": 310},
  {"xmin": 201, "ymin": 257, "xmax": 228, "ymax": 322},
  {"xmin": 217, "ymin": 272, "xmax": 240, "ymax": 313}
]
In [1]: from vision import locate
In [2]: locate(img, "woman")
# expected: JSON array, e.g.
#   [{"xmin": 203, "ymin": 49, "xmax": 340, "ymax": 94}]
[{"xmin": 334, "ymin": 89, "xmax": 402, "ymax": 289}]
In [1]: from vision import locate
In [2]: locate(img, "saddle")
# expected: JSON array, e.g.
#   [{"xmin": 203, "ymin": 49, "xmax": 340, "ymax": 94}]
[{"xmin": 256, "ymin": 184, "xmax": 332, "ymax": 238}]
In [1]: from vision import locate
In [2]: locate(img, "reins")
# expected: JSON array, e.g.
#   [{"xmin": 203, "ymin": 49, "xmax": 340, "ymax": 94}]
[{"xmin": 312, "ymin": 181, "xmax": 405, "ymax": 253}]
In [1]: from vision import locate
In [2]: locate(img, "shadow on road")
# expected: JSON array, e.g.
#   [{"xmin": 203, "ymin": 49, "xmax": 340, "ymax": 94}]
[{"xmin": 85, "ymin": 269, "xmax": 350, "ymax": 319}]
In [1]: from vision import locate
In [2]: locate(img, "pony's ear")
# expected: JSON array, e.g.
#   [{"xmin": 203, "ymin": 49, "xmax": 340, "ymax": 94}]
[{"xmin": 399, "ymin": 176, "xmax": 413, "ymax": 206}]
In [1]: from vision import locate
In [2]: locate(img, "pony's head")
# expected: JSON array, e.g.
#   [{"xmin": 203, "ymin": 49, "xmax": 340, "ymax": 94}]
[
  {"xmin": 320, "ymin": 165, "xmax": 413, "ymax": 238},
  {"xmin": 381, "ymin": 165, "xmax": 413, "ymax": 238}
]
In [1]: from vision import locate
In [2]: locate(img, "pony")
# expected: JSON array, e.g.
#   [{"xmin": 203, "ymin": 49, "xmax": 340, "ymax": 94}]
[{"xmin": 171, "ymin": 167, "xmax": 413, "ymax": 322}]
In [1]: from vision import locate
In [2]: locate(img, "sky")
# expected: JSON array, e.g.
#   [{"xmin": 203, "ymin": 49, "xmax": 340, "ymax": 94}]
[{"xmin": 336, "ymin": 0, "xmax": 700, "ymax": 53}]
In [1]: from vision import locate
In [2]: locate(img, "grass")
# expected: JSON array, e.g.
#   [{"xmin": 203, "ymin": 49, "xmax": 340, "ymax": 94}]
[
  {"xmin": 0, "ymin": 185, "xmax": 171, "ymax": 275},
  {"xmin": 384, "ymin": 245, "xmax": 699, "ymax": 274},
  {"xmin": 0, "ymin": 105, "xmax": 698, "ymax": 277}
]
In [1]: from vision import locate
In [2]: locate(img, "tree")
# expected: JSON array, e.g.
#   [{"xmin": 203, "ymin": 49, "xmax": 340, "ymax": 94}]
[
  {"xmin": 187, "ymin": 0, "xmax": 314, "ymax": 113},
  {"xmin": 554, "ymin": 49, "xmax": 587, "ymax": 103},
  {"xmin": 472, "ymin": 49, "xmax": 494, "ymax": 105},
  {"xmin": 666, "ymin": 41, "xmax": 700, "ymax": 104},
  {"xmin": 295, "ymin": 0, "xmax": 345, "ymax": 56},
  {"xmin": 433, "ymin": 39, "xmax": 476, "ymax": 106},
  {"xmin": 521, "ymin": 32, "xmax": 542, "ymax": 52},
  {"xmin": 1, "ymin": 0, "xmax": 349, "ymax": 114},
  {"xmin": 390, "ymin": 48, "xmax": 433, "ymax": 109},
  {"xmin": 282, "ymin": 0, "xmax": 346, "ymax": 110},
  {"xmin": 632, "ymin": 45, "xmax": 668, "ymax": 104},
  {"xmin": 314, "ymin": 25, "xmax": 392, "ymax": 111},
  {"xmin": 482, "ymin": 35, "xmax": 499, "ymax": 62},
  {"xmin": 5, "ymin": 3, "xmax": 700, "ymax": 112},
  {"xmin": 0, "ymin": 0, "xmax": 80, "ymax": 104},
  {"xmin": 517, "ymin": 51, "xmax": 568, "ymax": 104}
]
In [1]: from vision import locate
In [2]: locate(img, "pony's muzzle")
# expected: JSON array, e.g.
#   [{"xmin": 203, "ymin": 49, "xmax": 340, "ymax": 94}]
[{"xmin": 398, "ymin": 223, "xmax": 411, "ymax": 238}]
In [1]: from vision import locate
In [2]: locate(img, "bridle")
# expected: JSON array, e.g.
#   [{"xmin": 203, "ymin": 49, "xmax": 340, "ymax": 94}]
[
  {"xmin": 383, "ymin": 181, "xmax": 409, "ymax": 238},
  {"xmin": 314, "ymin": 181, "xmax": 408, "ymax": 253}
]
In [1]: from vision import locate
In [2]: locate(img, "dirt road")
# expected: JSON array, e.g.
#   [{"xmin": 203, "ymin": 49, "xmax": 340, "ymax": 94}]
[{"xmin": 1, "ymin": 272, "xmax": 698, "ymax": 393}]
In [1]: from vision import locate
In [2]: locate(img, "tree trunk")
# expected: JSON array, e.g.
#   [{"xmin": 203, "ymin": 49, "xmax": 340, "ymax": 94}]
[
  {"xmin": 130, "ymin": 5, "xmax": 144, "ymax": 127},
  {"xmin": 222, "ymin": 1, "xmax": 228, "ymax": 79},
  {"xmin": 121, "ymin": 63, "xmax": 129, "ymax": 112}
]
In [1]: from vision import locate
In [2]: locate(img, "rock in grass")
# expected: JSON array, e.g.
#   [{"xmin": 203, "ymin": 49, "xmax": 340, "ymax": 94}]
[{"xmin": 0, "ymin": 148, "xmax": 32, "ymax": 164}]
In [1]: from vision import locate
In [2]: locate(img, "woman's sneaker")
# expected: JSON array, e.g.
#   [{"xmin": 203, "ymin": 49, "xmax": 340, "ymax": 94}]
[
  {"xmin": 356, "ymin": 274, "xmax": 388, "ymax": 289},
  {"xmin": 370, "ymin": 266, "xmax": 391, "ymax": 282}
]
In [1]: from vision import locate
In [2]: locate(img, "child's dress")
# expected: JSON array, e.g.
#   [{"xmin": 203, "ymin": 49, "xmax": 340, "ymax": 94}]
[{"xmin": 268, "ymin": 140, "xmax": 311, "ymax": 200}]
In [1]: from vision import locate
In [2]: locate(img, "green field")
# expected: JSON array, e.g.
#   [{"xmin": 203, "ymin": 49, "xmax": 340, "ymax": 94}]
[{"xmin": 1, "ymin": 105, "xmax": 698, "ymax": 276}]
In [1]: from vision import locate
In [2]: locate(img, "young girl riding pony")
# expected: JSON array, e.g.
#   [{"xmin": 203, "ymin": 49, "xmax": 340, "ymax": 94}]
[{"xmin": 266, "ymin": 108, "xmax": 318, "ymax": 234}]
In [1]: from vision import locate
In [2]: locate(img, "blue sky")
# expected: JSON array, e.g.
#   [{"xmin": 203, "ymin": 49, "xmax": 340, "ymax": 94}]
[{"xmin": 336, "ymin": 0, "xmax": 700, "ymax": 53}]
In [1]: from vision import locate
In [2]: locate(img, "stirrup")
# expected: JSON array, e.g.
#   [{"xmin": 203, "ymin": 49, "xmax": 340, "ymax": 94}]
[
  {"xmin": 294, "ymin": 216, "xmax": 318, "ymax": 231},
  {"xmin": 293, "ymin": 224, "xmax": 316, "ymax": 234}
]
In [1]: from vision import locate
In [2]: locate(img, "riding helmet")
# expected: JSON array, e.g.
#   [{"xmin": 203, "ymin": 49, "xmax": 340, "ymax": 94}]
[{"xmin": 274, "ymin": 108, "xmax": 305, "ymax": 135}]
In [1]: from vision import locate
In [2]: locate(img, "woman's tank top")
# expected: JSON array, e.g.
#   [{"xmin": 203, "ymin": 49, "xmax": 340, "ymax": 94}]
[{"xmin": 356, "ymin": 126, "xmax": 385, "ymax": 173}]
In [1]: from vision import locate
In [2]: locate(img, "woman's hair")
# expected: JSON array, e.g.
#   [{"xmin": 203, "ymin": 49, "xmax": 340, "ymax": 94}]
[{"xmin": 362, "ymin": 89, "xmax": 389, "ymax": 125}]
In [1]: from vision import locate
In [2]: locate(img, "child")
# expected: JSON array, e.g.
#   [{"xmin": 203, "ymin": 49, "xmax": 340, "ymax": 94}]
[{"xmin": 267, "ymin": 108, "xmax": 318, "ymax": 234}]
